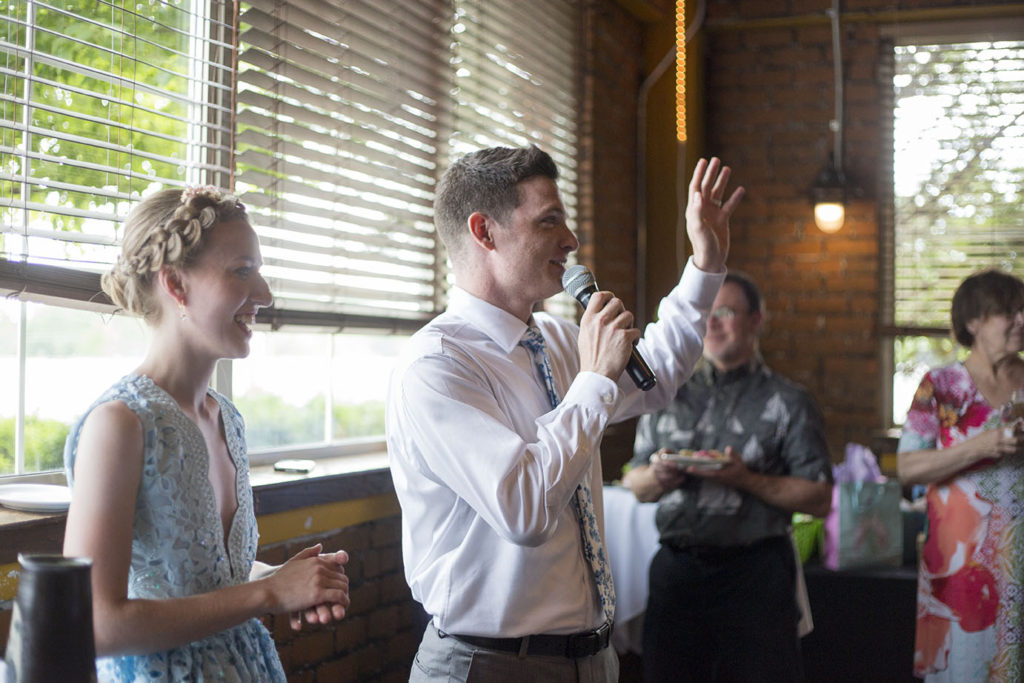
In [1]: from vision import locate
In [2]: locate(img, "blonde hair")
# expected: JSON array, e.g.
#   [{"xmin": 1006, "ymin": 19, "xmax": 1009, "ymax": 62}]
[{"xmin": 102, "ymin": 187, "xmax": 248, "ymax": 321}]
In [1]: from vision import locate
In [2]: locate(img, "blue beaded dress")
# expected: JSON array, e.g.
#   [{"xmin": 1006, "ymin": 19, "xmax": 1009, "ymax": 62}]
[{"xmin": 64, "ymin": 374, "xmax": 286, "ymax": 682}]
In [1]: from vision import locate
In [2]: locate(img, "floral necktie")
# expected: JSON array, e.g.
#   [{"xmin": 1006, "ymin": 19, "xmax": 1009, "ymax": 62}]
[{"xmin": 520, "ymin": 326, "xmax": 616, "ymax": 622}]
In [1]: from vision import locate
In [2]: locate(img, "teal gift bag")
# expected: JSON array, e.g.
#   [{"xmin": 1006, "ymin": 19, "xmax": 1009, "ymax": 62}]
[{"xmin": 823, "ymin": 480, "xmax": 903, "ymax": 570}]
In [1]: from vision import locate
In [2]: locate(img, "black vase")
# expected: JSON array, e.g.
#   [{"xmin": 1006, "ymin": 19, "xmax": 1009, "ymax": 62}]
[{"xmin": 4, "ymin": 554, "xmax": 97, "ymax": 682}]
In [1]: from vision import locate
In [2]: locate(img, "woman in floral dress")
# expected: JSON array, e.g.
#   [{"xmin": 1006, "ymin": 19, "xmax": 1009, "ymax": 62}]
[{"xmin": 898, "ymin": 268, "xmax": 1024, "ymax": 682}]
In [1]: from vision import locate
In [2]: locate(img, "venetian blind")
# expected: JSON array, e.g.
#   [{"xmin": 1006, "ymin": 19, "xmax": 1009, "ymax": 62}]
[
  {"xmin": 0, "ymin": 0, "xmax": 234, "ymax": 301},
  {"xmin": 450, "ymin": 0, "xmax": 581, "ymax": 319},
  {"xmin": 883, "ymin": 30, "xmax": 1024, "ymax": 332},
  {"xmin": 235, "ymin": 0, "xmax": 448, "ymax": 329},
  {"xmin": 236, "ymin": 0, "xmax": 582, "ymax": 327}
]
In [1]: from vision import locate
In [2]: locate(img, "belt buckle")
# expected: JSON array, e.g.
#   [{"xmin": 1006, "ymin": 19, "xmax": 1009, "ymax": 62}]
[{"xmin": 565, "ymin": 621, "xmax": 611, "ymax": 658}]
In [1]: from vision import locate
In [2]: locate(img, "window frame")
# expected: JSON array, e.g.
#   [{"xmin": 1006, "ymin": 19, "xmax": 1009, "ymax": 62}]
[
  {"xmin": 878, "ymin": 17, "xmax": 1024, "ymax": 427},
  {"xmin": 1, "ymin": 0, "xmax": 585, "ymax": 478}
]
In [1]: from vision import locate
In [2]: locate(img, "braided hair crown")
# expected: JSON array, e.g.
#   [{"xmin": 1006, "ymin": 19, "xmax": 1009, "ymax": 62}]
[{"xmin": 101, "ymin": 186, "xmax": 247, "ymax": 321}]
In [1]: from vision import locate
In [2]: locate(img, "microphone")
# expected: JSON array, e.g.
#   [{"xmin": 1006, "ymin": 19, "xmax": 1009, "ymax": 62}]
[{"xmin": 561, "ymin": 265, "xmax": 657, "ymax": 391}]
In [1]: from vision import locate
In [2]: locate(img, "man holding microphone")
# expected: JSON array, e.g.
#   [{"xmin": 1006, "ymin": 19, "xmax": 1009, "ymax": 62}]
[{"xmin": 386, "ymin": 145, "xmax": 743, "ymax": 682}]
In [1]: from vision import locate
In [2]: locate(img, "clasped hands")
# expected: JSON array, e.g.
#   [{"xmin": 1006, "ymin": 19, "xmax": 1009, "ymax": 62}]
[{"xmin": 258, "ymin": 543, "xmax": 351, "ymax": 631}]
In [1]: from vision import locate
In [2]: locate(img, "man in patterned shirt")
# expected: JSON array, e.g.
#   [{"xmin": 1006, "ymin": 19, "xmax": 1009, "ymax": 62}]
[{"xmin": 622, "ymin": 271, "xmax": 833, "ymax": 683}]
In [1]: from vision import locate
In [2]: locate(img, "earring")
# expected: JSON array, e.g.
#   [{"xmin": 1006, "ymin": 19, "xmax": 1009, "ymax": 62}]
[{"xmin": 178, "ymin": 300, "xmax": 187, "ymax": 320}]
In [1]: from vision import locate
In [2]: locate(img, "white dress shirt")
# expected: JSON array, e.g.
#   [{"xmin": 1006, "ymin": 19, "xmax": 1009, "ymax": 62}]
[{"xmin": 386, "ymin": 258, "xmax": 723, "ymax": 638}]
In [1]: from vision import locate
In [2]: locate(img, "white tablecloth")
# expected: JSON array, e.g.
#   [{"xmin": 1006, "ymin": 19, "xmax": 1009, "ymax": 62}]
[
  {"xmin": 601, "ymin": 485, "xmax": 813, "ymax": 655},
  {"xmin": 602, "ymin": 485, "xmax": 660, "ymax": 654}
]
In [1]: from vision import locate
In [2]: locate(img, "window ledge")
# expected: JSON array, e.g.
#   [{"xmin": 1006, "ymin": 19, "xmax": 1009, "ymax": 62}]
[
  {"xmin": 0, "ymin": 452, "xmax": 394, "ymax": 565},
  {"xmin": 250, "ymin": 450, "xmax": 388, "ymax": 486}
]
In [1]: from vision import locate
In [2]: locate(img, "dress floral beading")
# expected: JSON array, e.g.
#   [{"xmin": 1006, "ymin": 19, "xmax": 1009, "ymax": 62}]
[{"xmin": 65, "ymin": 374, "xmax": 286, "ymax": 682}]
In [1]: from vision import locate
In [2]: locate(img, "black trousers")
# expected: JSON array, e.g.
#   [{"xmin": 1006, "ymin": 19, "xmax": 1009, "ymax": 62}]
[{"xmin": 641, "ymin": 536, "xmax": 803, "ymax": 683}]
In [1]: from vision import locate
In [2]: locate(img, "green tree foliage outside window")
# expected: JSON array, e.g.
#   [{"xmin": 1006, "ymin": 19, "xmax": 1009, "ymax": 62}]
[
  {"xmin": 0, "ymin": 416, "xmax": 68, "ymax": 474},
  {"xmin": 235, "ymin": 392, "xmax": 385, "ymax": 451},
  {"xmin": 2, "ymin": 0, "xmax": 198, "ymax": 242}
]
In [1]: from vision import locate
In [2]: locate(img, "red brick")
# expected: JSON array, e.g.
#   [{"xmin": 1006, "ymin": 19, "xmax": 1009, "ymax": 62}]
[
  {"xmin": 388, "ymin": 628, "xmax": 421, "ymax": 663},
  {"xmin": 290, "ymin": 628, "xmax": 336, "ymax": 665},
  {"xmin": 379, "ymin": 573, "xmax": 412, "ymax": 604},
  {"xmin": 368, "ymin": 604, "xmax": 402, "ymax": 639},
  {"xmin": 285, "ymin": 668, "xmax": 314, "ymax": 683},
  {"xmin": 356, "ymin": 642, "xmax": 387, "ymax": 678},
  {"xmin": 333, "ymin": 615, "xmax": 369, "ymax": 652},
  {"xmin": 378, "ymin": 667, "xmax": 413, "ymax": 683},
  {"xmin": 350, "ymin": 580, "xmax": 380, "ymax": 616},
  {"xmin": 316, "ymin": 657, "xmax": 359, "ymax": 683},
  {"xmin": 370, "ymin": 518, "xmax": 402, "ymax": 548},
  {"xmin": 257, "ymin": 545, "xmax": 289, "ymax": 565}
]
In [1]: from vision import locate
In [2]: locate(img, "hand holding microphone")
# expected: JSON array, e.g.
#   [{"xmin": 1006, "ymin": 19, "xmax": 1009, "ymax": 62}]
[{"xmin": 562, "ymin": 265, "xmax": 657, "ymax": 391}]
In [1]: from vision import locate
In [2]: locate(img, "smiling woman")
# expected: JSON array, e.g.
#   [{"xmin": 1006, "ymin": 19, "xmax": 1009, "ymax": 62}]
[{"xmin": 59, "ymin": 188, "xmax": 351, "ymax": 680}]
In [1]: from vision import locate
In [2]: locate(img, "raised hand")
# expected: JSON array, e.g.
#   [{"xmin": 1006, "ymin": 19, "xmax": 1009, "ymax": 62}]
[{"xmin": 685, "ymin": 157, "xmax": 744, "ymax": 273}]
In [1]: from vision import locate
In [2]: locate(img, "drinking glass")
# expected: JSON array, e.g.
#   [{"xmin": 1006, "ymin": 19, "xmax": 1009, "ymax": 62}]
[{"xmin": 1006, "ymin": 389, "xmax": 1024, "ymax": 423}]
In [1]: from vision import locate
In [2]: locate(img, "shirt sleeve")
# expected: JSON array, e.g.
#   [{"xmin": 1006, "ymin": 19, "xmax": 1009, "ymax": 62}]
[
  {"xmin": 611, "ymin": 257, "xmax": 723, "ymax": 421},
  {"xmin": 389, "ymin": 348, "xmax": 615, "ymax": 547},
  {"xmin": 779, "ymin": 390, "xmax": 833, "ymax": 484},
  {"xmin": 898, "ymin": 371, "xmax": 940, "ymax": 453},
  {"xmin": 630, "ymin": 411, "xmax": 661, "ymax": 469}
]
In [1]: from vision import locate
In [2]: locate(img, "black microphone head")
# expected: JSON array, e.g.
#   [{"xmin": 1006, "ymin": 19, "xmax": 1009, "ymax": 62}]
[{"xmin": 561, "ymin": 265, "xmax": 596, "ymax": 300}]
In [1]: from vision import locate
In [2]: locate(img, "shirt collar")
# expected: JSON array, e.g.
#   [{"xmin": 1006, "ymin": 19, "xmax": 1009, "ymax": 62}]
[
  {"xmin": 700, "ymin": 353, "xmax": 763, "ymax": 385},
  {"xmin": 447, "ymin": 286, "xmax": 532, "ymax": 354}
]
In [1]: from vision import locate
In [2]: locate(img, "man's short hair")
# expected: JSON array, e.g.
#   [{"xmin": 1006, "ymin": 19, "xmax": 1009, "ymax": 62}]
[
  {"xmin": 951, "ymin": 268, "xmax": 1024, "ymax": 347},
  {"xmin": 433, "ymin": 145, "xmax": 558, "ymax": 263},
  {"xmin": 725, "ymin": 271, "xmax": 764, "ymax": 316}
]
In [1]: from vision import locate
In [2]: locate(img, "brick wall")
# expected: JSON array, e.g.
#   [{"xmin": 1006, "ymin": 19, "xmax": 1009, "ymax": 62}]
[
  {"xmin": 256, "ymin": 514, "xmax": 425, "ymax": 683},
  {"xmin": 628, "ymin": 0, "xmax": 1022, "ymax": 458},
  {"xmin": 0, "ymin": 496, "xmax": 424, "ymax": 683},
  {"xmin": 583, "ymin": 0, "xmax": 650, "ymax": 479},
  {"xmin": 701, "ymin": 4, "xmax": 884, "ymax": 456}
]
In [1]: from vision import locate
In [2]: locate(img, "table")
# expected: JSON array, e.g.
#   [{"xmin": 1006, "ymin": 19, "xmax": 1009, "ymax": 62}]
[
  {"xmin": 602, "ymin": 485, "xmax": 660, "ymax": 654},
  {"xmin": 800, "ymin": 564, "xmax": 918, "ymax": 682}
]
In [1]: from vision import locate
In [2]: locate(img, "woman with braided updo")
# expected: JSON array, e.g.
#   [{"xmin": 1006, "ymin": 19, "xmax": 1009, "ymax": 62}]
[{"xmin": 62, "ymin": 187, "xmax": 350, "ymax": 681}]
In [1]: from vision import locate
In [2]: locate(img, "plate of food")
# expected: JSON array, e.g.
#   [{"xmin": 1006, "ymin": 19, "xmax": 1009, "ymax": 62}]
[
  {"xmin": 0, "ymin": 483, "xmax": 72, "ymax": 513},
  {"xmin": 656, "ymin": 449, "xmax": 730, "ymax": 470}
]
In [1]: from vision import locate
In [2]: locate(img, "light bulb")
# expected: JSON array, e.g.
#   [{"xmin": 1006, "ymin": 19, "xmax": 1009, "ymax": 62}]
[{"xmin": 814, "ymin": 202, "xmax": 845, "ymax": 233}]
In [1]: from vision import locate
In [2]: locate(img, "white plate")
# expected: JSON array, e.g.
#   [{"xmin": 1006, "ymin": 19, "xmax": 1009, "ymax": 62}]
[
  {"xmin": 659, "ymin": 451, "xmax": 728, "ymax": 470},
  {"xmin": 0, "ymin": 483, "xmax": 71, "ymax": 513}
]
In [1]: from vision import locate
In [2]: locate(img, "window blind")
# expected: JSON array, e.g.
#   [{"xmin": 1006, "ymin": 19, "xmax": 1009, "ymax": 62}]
[
  {"xmin": 450, "ymin": 0, "xmax": 580, "ymax": 319},
  {"xmin": 884, "ymin": 35, "xmax": 1024, "ymax": 332},
  {"xmin": 235, "ymin": 0, "xmax": 449, "ymax": 327},
  {"xmin": 1, "ymin": 0, "xmax": 583, "ymax": 324},
  {"xmin": 0, "ymin": 0, "xmax": 234, "ymax": 300},
  {"xmin": 236, "ymin": 0, "xmax": 581, "ymax": 327}
]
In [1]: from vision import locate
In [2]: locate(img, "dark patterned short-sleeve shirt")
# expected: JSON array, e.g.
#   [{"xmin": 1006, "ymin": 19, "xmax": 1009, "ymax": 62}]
[{"xmin": 630, "ymin": 357, "xmax": 832, "ymax": 547}]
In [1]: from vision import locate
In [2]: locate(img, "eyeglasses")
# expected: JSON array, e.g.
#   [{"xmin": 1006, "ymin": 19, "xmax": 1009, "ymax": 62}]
[{"xmin": 710, "ymin": 306, "xmax": 744, "ymax": 320}]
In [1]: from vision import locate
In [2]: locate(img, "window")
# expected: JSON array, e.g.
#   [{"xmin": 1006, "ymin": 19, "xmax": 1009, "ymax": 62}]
[
  {"xmin": 0, "ymin": 0, "xmax": 582, "ymax": 474},
  {"xmin": 881, "ymin": 21, "xmax": 1024, "ymax": 424},
  {"xmin": 0, "ymin": 298, "xmax": 149, "ymax": 475},
  {"xmin": 447, "ymin": 0, "xmax": 581, "ymax": 319},
  {"xmin": 1, "ymin": 0, "xmax": 234, "ymax": 475}
]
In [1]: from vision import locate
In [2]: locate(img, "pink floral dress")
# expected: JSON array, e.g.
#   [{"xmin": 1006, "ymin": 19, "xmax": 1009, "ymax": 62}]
[{"xmin": 899, "ymin": 363, "xmax": 1024, "ymax": 682}]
